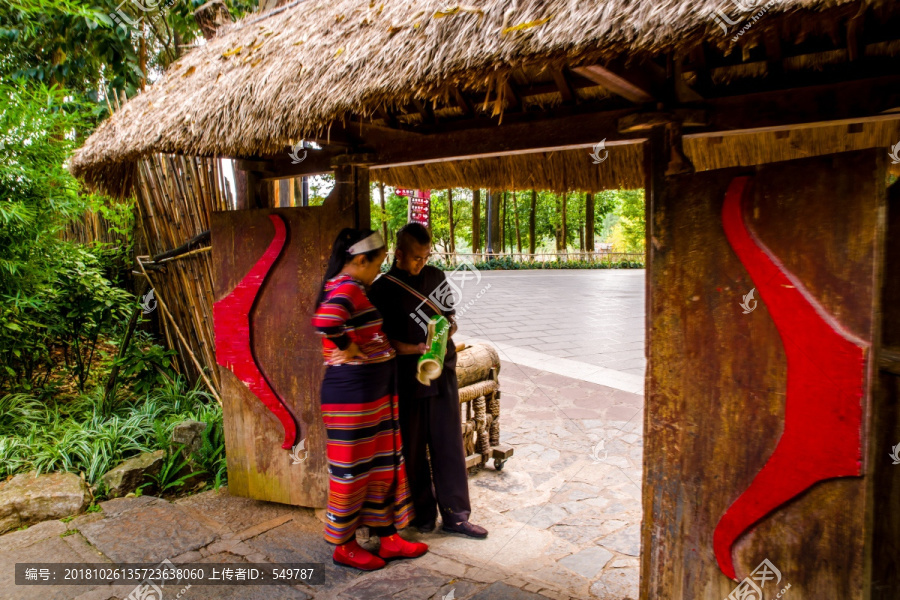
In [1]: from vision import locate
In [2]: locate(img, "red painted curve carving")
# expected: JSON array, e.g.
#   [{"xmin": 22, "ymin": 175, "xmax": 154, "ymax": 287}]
[
  {"xmin": 714, "ymin": 176, "xmax": 868, "ymax": 580},
  {"xmin": 213, "ymin": 213, "xmax": 298, "ymax": 450}
]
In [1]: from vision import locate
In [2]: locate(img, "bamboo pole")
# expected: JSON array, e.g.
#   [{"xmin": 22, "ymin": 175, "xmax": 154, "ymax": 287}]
[{"xmin": 136, "ymin": 256, "xmax": 221, "ymax": 405}]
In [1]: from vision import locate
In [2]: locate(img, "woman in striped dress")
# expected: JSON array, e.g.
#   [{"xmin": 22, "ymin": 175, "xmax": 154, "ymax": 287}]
[{"xmin": 311, "ymin": 228, "xmax": 428, "ymax": 571}]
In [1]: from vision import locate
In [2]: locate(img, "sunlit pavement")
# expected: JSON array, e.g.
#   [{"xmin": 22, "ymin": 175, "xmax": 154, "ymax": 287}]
[{"xmin": 0, "ymin": 270, "xmax": 646, "ymax": 600}]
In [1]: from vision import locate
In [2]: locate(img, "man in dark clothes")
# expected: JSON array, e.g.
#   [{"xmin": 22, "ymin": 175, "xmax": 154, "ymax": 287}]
[{"xmin": 368, "ymin": 223, "xmax": 488, "ymax": 539}]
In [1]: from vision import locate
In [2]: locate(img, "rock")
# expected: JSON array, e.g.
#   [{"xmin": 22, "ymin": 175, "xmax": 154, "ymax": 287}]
[
  {"xmin": 559, "ymin": 546, "xmax": 614, "ymax": 579},
  {"xmin": 0, "ymin": 471, "xmax": 91, "ymax": 534},
  {"xmin": 597, "ymin": 523, "xmax": 641, "ymax": 556},
  {"xmin": 589, "ymin": 567, "xmax": 639, "ymax": 600},
  {"xmin": 171, "ymin": 419, "xmax": 208, "ymax": 460},
  {"xmin": 100, "ymin": 450, "xmax": 165, "ymax": 498},
  {"xmin": 171, "ymin": 419, "xmax": 209, "ymax": 489}
]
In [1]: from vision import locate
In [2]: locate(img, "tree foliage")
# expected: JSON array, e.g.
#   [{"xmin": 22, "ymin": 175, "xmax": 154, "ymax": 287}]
[
  {"xmin": 0, "ymin": 0, "xmax": 256, "ymax": 117},
  {"xmin": 0, "ymin": 82, "xmax": 136, "ymax": 393},
  {"xmin": 371, "ymin": 186, "xmax": 642, "ymax": 254}
]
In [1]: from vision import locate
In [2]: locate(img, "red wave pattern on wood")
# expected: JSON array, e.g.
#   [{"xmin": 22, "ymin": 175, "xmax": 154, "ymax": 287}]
[
  {"xmin": 213, "ymin": 213, "xmax": 298, "ymax": 450},
  {"xmin": 713, "ymin": 176, "xmax": 867, "ymax": 580}
]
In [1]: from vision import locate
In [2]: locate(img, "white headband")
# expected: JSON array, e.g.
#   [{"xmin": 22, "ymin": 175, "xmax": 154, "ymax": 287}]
[{"xmin": 347, "ymin": 231, "xmax": 385, "ymax": 255}]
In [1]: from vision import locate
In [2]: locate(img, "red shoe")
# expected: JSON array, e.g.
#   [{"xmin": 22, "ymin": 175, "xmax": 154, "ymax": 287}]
[
  {"xmin": 332, "ymin": 540, "xmax": 385, "ymax": 571},
  {"xmin": 378, "ymin": 533, "xmax": 429, "ymax": 560}
]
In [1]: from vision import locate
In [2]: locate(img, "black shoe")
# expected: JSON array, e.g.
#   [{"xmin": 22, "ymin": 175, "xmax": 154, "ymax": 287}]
[
  {"xmin": 442, "ymin": 520, "xmax": 488, "ymax": 539},
  {"xmin": 415, "ymin": 520, "xmax": 436, "ymax": 533}
]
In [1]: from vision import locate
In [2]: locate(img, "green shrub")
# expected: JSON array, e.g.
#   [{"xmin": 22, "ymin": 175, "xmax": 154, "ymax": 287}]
[{"xmin": 0, "ymin": 375, "xmax": 221, "ymax": 488}]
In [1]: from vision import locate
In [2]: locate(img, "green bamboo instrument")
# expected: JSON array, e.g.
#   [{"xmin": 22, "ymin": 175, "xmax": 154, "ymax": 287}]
[{"xmin": 417, "ymin": 315, "xmax": 450, "ymax": 385}]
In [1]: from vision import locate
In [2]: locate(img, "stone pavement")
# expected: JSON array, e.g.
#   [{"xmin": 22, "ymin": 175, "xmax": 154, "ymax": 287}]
[
  {"xmin": 454, "ymin": 270, "xmax": 646, "ymax": 377},
  {"xmin": 1, "ymin": 271, "xmax": 646, "ymax": 600}
]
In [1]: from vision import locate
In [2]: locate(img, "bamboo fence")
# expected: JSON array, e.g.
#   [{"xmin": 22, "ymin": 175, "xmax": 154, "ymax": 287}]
[
  {"xmin": 62, "ymin": 209, "xmax": 130, "ymax": 247},
  {"xmin": 131, "ymin": 154, "xmax": 232, "ymax": 402}
]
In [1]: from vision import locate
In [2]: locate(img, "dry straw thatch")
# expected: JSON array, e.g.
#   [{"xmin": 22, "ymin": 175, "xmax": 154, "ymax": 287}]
[
  {"xmin": 374, "ymin": 144, "xmax": 645, "ymax": 192},
  {"xmin": 72, "ymin": 0, "xmax": 870, "ymax": 195}
]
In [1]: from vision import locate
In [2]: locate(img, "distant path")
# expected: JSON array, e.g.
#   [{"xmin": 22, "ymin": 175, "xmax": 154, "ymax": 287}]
[{"xmin": 454, "ymin": 270, "xmax": 646, "ymax": 394}]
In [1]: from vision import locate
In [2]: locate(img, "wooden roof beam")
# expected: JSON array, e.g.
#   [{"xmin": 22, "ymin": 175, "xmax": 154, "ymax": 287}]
[
  {"xmin": 376, "ymin": 106, "xmax": 398, "ymax": 128},
  {"xmin": 504, "ymin": 79, "xmax": 521, "ymax": 110},
  {"xmin": 571, "ymin": 62, "xmax": 660, "ymax": 104},
  {"xmin": 411, "ymin": 97, "xmax": 435, "ymax": 124},
  {"xmin": 551, "ymin": 69, "xmax": 575, "ymax": 103},
  {"xmin": 453, "ymin": 87, "xmax": 474, "ymax": 116}
]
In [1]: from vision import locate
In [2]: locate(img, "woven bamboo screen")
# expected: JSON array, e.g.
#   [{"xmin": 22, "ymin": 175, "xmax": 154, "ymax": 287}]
[{"xmin": 131, "ymin": 154, "xmax": 234, "ymax": 402}]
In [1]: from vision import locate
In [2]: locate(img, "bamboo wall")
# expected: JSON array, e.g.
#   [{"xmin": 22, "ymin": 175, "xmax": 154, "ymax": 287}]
[{"xmin": 131, "ymin": 155, "xmax": 233, "ymax": 400}]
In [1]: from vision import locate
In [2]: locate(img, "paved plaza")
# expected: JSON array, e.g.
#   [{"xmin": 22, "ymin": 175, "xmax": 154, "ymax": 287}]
[{"xmin": 0, "ymin": 270, "xmax": 647, "ymax": 600}]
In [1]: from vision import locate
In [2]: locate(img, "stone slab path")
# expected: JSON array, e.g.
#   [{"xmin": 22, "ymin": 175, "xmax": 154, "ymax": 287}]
[{"xmin": 1, "ymin": 271, "xmax": 646, "ymax": 600}]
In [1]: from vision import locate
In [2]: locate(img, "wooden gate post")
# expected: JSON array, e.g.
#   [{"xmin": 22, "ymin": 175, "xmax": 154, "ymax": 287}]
[{"xmin": 641, "ymin": 149, "xmax": 893, "ymax": 598}]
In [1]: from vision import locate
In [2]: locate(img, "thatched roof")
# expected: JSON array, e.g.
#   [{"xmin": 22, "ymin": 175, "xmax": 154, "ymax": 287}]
[
  {"xmin": 374, "ymin": 143, "xmax": 646, "ymax": 192},
  {"xmin": 72, "ymin": 0, "xmax": 880, "ymax": 194},
  {"xmin": 371, "ymin": 116, "xmax": 900, "ymax": 193}
]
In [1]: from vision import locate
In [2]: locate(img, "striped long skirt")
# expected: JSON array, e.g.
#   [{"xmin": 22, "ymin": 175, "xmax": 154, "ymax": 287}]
[{"xmin": 320, "ymin": 359, "xmax": 413, "ymax": 544}]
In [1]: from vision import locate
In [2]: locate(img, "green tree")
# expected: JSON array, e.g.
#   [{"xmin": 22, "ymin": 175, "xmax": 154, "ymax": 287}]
[
  {"xmin": 0, "ymin": 83, "xmax": 134, "ymax": 392},
  {"xmin": 608, "ymin": 189, "xmax": 645, "ymax": 252},
  {"xmin": 0, "ymin": 0, "xmax": 257, "ymax": 117}
]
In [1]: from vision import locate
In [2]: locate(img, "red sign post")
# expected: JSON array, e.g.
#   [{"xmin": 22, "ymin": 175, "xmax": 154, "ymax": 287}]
[{"xmin": 396, "ymin": 188, "xmax": 431, "ymax": 228}]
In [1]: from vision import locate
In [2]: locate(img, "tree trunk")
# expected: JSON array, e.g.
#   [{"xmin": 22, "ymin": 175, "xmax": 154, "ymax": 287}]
[
  {"xmin": 529, "ymin": 190, "xmax": 537, "ymax": 255},
  {"xmin": 379, "ymin": 182, "xmax": 388, "ymax": 244},
  {"xmin": 513, "ymin": 192, "xmax": 522, "ymax": 253},
  {"xmin": 501, "ymin": 192, "xmax": 507, "ymax": 254},
  {"xmin": 586, "ymin": 192, "xmax": 595, "ymax": 252},
  {"xmin": 554, "ymin": 195, "xmax": 562, "ymax": 251},
  {"xmin": 488, "ymin": 191, "xmax": 501, "ymax": 256},
  {"xmin": 447, "ymin": 189, "xmax": 455, "ymax": 254},
  {"xmin": 139, "ymin": 35, "xmax": 147, "ymax": 91},
  {"xmin": 472, "ymin": 189, "xmax": 481, "ymax": 255},
  {"xmin": 561, "ymin": 192, "xmax": 568, "ymax": 253}
]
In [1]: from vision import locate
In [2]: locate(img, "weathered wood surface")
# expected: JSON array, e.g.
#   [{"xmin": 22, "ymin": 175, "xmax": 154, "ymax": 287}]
[
  {"xmin": 870, "ymin": 178, "xmax": 900, "ymax": 599},
  {"xmin": 211, "ymin": 189, "xmax": 355, "ymax": 507},
  {"xmin": 456, "ymin": 343, "xmax": 500, "ymax": 388},
  {"xmin": 642, "ymin": 150, "xmax": 885, "ymax": 599}
]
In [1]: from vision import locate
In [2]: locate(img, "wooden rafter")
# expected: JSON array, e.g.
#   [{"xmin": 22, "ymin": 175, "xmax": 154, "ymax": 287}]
[
  {"xmin": 453, "ymin": 87, "xmax": 474, "ymax": 116},
  {"xmin": 504, "ymin": 79, "xmax": 520, "ymax": 109},
  {"xmin": 411, "ymin": 97, "xmax": 435, "ymax": 124},
  {"xmin": 571, "ymin": 63, "xmax": 658, "ymax": 104},
  {"xmin": 551, "ymin": 69, "xmax": 575, "ymax": 103}
]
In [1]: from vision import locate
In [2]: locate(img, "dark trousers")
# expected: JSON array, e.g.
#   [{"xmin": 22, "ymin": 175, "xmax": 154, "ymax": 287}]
[
  {"xmin": 369, "ymin": 525, "xmax": 397, "ymax": 537},
  {"xmin": 397, "ymin": 365, "xmax": 472, "ymax": 526}
]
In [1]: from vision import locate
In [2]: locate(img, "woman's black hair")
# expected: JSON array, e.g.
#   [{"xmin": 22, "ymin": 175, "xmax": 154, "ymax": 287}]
[{"xmin": 317, "ymin": 228, "xmax": 383, "ymax": 304}]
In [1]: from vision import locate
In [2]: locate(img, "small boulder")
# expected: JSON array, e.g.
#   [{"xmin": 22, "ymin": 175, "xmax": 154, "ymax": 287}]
[
  {"xmin": 0, "ymin": 471, "xmax": 91, "ymax": 534},
  {"xmin": 170, "ymin": 420, "xmax": 210, "ymax": 490},
  {"xmin": 171, "ymin": 419, "xmax": 208, "ymax": 461},
  {"xmin": 100, "ymin": 450, "xmax": 165, "ymax": 499}
]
